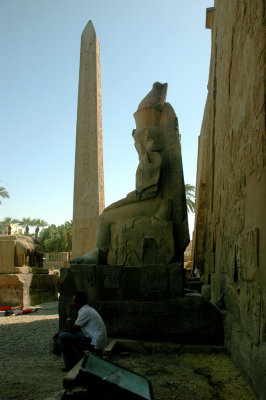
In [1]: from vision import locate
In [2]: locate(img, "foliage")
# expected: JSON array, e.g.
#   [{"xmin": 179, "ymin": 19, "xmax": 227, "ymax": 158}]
[
  {"xmin": 38, "ymin": 220, "xmax": 72, "ymax": 252},
  {"xmin": 0, "ymin": 185, "xmax": 10, "ymax": 204},
  {"xmin": 17, "ymin": 217, "xmax": 35, "ymax": 234},
  {"xmin": 31, "ymin": 218, "xmax": 48, "ymax": 237},
  {"xmin": 185, "ymin": 184, "xmax": 195, "ymax": 214},
  {"xmin": 31, "ymin": 218, "xmax": 48, "ymax": 228},
  {"xmin": 0, "ymin": 217, "xmax": 19, "ymax": 232}
]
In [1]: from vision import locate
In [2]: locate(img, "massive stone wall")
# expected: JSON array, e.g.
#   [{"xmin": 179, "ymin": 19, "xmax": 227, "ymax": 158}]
[{"xmin": 193, "ymin": 1, "xmax": 265, "ymax": 398}]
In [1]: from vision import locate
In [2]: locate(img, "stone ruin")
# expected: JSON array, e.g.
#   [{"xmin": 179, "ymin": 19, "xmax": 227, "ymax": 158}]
[{"xmin": 0, "ymin": 234, "xmax": 58, "ymax": 307}]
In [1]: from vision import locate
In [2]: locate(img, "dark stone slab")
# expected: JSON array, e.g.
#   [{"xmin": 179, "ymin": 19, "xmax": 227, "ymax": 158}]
[
  {"xmin": 59, "ymin": 263, "xmax": 184, "ymax": 302},
  {"xmin": 59, "ymin": 293, "xmax": 224, "ymax": 345}
]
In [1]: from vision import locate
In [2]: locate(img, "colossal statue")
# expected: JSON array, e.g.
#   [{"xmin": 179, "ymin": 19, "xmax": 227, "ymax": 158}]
[{"xmin": 72, "ymin": 82, "xmax": 189, "ymax": 266}]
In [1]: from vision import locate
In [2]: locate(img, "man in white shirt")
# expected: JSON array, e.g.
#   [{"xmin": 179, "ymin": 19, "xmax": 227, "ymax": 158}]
[{"xmin": 59, "ymin": 292, "xmax": 107, "ymax": 371}]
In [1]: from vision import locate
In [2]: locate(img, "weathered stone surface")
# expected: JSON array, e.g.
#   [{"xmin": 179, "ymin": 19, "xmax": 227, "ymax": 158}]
[
  {"xmin": 193, "ymin": 1, "xmax": 265, "ymax": 398},
  {"xmin": 72, "ymin": 20, "xmax": 105, "ymax": 258},
  {"xmin": 0, "ymin": 238, "xmax": 15, "ymax": 273},
  {"xmin": 0, "ymin": 274, "xmax": 24, "ymax": 306},
  {"xmin": 108, "ymin": 220, "xmax": 175, "ymax": 266},
  {"xmin": 201, "ymin": 284, "xmax": 211, "ymax": 301},
  {"xmin": 0, "ymin": 273, "xmax": 58, "ymax": 307}
]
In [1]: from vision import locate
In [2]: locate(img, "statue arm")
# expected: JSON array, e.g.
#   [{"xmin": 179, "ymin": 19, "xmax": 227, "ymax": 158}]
[
  {"xmin": 103, "ymin": 191, "xmax": 139, "ymax": 212},
  {"xmin": 103, "ymin": 152, "xmax": 162, "ymax": 212}
]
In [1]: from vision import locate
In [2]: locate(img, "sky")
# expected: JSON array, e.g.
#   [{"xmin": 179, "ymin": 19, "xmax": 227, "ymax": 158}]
[{"xmin": 0, "ymin": 0, "xmax": 213, "ymax": 238}]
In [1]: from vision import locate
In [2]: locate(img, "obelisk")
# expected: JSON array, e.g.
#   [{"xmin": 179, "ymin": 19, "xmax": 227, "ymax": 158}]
[{"xmin": 72, "ymin": 21, "xmax": 105, "ymax": 258}]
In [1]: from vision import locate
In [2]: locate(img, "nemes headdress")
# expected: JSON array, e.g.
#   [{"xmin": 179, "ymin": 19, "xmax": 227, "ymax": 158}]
[{"xmin": 133, "ymin": 82, "xmax": 168, "ymax": 128}]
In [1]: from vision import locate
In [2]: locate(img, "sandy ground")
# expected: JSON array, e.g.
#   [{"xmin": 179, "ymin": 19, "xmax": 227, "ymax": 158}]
[{"xmin": 0, "ymin": 301, "xmax": 258, "ymax": 400}]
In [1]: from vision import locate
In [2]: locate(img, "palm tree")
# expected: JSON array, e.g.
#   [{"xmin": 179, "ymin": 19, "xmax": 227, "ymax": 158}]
[
  {"xmin": 0, "ymin": 186, "xmax": 10, "ymax": 204},
  {"xmin": 185, "ymin": 184, "xmax": 195, "ymax": 214},
  {"xmin": 17, "ymin": 217, "xmax": 35, "ymax": 235},
  {"xmin": 0, "ymin": 217, "xmax": 19, "ymax": 234},
  {"xmin": 32, "ymin": 218, "xmax": 48, "ymax": 237}
]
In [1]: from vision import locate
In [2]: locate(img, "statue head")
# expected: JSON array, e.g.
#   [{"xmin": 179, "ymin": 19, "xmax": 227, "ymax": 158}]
[
  {"xmin": 132, "ymin": 82, "xmax": 167, "ymax": 158},
  {"xmin": 133, "ymin": 82, "xmax": 168, "ymax": 129}
]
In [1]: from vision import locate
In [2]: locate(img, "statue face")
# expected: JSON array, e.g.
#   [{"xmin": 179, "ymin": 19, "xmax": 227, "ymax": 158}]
[
  {"xmin": 133, "ymin": 126, "xmax": 163, "ymax": 158},
  {"xmin": 132, "ymin": 128, "xmax": 147, "ymax": 159},
  {"xmin": 146, "ymin": 127, "xmax": 163, "ymax": 151}
]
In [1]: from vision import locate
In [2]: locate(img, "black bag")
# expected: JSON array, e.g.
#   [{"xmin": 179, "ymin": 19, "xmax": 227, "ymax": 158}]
[{"xmin": 49, "ymin": 333, "xmax": 62, "ymax": 356}]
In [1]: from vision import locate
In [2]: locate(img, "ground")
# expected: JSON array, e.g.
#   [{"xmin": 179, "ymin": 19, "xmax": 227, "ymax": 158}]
[{"xmin": 0, "ymin": 301, "xmax": 258, "ymax": 400}]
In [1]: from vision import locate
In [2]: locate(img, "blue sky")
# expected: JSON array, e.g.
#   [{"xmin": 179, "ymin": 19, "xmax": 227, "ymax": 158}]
[{"xmin": 0, "ymin": 0, "xmax": 213, "ymax": 237}]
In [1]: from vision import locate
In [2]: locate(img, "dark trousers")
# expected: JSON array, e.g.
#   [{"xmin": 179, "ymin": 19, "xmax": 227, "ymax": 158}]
[{"xmin": 59, "ymin": 331, "xmax": 94, "ymax": 369}]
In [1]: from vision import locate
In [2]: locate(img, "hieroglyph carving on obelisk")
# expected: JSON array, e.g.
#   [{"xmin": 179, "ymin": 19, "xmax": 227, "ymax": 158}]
[{"xmin": 72, "ymin": 20, "xmax": 105, "ymax": 258}]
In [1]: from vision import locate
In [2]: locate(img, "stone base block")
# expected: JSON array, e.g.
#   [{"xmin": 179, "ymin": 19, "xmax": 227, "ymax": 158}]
[
  {"xmin": 60, "ymin": 263, "xmax": 184, "ymax": 302},
  {"xmin": 58, "ymin": 264, "xmax": 224, "ymax": 345},
  {"xmin": 59, "ymin": 293, "xmax": 224, "ymax": 345},
  {"xmin": 0, "ymin": 273, "xmax": 58, "ymax": 307}
]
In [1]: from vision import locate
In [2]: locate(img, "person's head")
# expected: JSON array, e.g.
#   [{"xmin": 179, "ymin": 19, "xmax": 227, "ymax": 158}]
[{"xmin": 72, "ymin": 292, "xmax": 87, "ymax": 310}]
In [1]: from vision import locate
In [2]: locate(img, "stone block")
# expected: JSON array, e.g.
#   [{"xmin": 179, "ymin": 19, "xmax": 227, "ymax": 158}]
[
  {"xmin": 0, "ymin": 274, "xmax": 23, "ymax": 306},
  {"xmin": 108, "ymin": 219, "xmax": 175, "ymax": 266},
  {"xmin": 58, "ymin": 294, "xmax": 224, "ymax": 345},
  {"xmin": 0, "ymin": 238, "xmax": 15, "ymax": 273},
  {"xmin": 59, "ymin": 262, "xmax": 184, "ymax": 303},
  {"xmin": 0, "ymin": 273, "xmax": 58, "ymax": 307}
]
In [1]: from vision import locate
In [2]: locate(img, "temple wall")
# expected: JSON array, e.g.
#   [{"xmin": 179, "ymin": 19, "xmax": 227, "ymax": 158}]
[{"xmin": 193, "ymin": 1, "xmax": 266, "ymax": 398}]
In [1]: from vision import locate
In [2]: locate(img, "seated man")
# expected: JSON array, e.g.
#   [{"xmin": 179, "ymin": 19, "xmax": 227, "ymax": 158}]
[{"xmin": 59, "ymin": 292, "xmax": 107, "ymax": 372}]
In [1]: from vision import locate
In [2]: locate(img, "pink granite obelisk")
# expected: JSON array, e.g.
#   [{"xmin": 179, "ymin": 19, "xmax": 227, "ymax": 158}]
[{"xmin": 72, "ymin": 21, "xmax": 105, "ymax": 258}]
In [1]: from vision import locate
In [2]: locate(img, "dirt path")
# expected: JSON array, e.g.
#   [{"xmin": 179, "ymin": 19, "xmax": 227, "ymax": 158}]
[{"xmin": 0, "ymin": 301, "xmax": 258, "ymax": 400}]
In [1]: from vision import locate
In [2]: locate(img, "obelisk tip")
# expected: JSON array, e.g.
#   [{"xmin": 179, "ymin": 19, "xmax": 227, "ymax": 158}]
[{"xmin": 82, "ymin": 20, "xmax": 96, "ymax": 39}]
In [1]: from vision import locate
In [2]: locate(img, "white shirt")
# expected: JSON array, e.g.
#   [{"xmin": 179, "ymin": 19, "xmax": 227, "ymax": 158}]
[{"xmin": 75, "ymin": 305, "xmax": 107, "ymax": 350}]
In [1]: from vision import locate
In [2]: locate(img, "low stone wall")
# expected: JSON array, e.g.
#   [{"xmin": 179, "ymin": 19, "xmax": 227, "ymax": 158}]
[{"xmin": 0, "ymin": 271, "xmax": 58, "ymax": 307}]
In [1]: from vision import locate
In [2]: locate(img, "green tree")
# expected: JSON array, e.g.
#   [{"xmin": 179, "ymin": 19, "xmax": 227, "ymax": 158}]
[
  {"xmin": 39, "ymin": 221, "xmax": 72, "ymax": 252},
  {"xmin": 0, "ymin": 217, "xmax": 19, "ymax": 234},
  {"xmin": 17, "ymin": 217, "xmax": 35, "ymax": 235},
  {"xmin": 31, "ymin": 218, "xmax": 48, "ymax": 237},
  {"xmin": 0, "ymin": 185, "xmax": 10, "ymax": 204},
  {"xmin": 185, "ymin": 184, "xmax": 195, "ymax": 213}
]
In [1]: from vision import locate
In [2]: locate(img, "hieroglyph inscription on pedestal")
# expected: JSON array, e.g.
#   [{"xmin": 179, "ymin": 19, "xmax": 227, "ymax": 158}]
[
  {"xmin": 140, "ymin": 266, "xmax": 168, "ymax": 294},
  {"xmin": 103, "ymin": 266, "xmax": 122, "ymax": 289},
  {"xmin": 72, "ymin": 20, "xmax": 105, "ymax": 258}
]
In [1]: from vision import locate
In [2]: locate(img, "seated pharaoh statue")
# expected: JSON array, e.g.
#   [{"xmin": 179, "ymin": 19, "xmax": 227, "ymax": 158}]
[{"xmin": 71, "ymin": 82, "xmax": 189, "ymax": 266}]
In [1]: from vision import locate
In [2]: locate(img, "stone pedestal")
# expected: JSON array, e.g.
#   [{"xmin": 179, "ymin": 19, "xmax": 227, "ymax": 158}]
[
  {"xmin": 60, "ymin": 262, "xmax": 184, "ymax": 302},
  {"xmin": 59, "ymin": 263, "xmax": 224, "ymax": 345}
]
